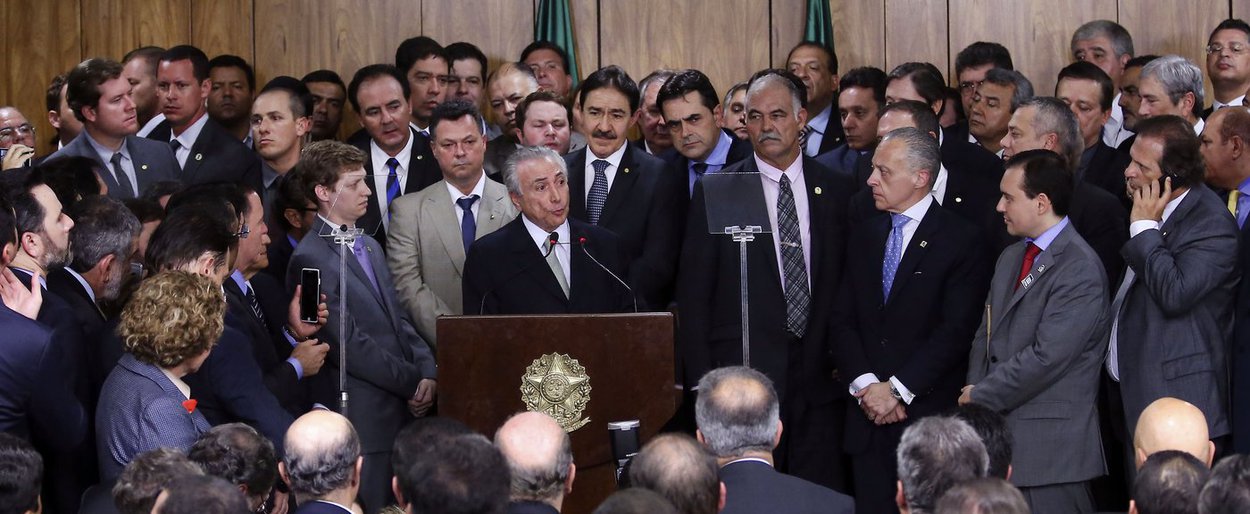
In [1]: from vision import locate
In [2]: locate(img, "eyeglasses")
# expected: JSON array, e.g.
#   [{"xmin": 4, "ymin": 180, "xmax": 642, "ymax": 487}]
[
  {"xmin": 0, "ymin": 124, "xmax": 35, "ymax": 142},
  {"xmin": 1207, "ymin": 42, "xmax": 1249, "ymax": 55},
  {"xmin": 958, "ymin": 80, "xmax": 984, "ymax": 93}
]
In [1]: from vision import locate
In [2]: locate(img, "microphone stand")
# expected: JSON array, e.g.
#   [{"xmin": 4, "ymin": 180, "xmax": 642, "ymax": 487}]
[
  {"xmin": 725, "ymin": 225, "xmax": 762, "ymax": 367},
  {"xmin": 330, "ymin": 224, "xmax": 362, "ymax": 417}
]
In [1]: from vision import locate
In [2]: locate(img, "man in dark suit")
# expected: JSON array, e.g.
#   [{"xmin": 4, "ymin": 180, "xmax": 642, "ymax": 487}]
[
  {"xmin": 565, "ymin": 66, "xmax": 680, "ymax": 310},
  {"xmin": 1201, "ymin": 106, "xmax": 1250, "ymax": 453},
  {"xmin": 696, "ymin": 366, "xmax": 854, "ymax": 514},
  {"xmin": 656, "ymin": 69, "xmax": 753, "ymax": 237},
  {"xmin": 280, "ymin": 411, "xmax": 361, "ymax": 514},
  {"xmin": 1058, "ymin": 62, "xmax": 1133, "ymax": 204},
  {"xmin": 1109, "ymin": 115, "xmax": 1239, "ymax": 454},
  {"xmin": 678, "ymin": 70, "xmax": 852, "ymax": 490},
  {"xmin": 815, "ymin": 66, "xmax": 886, "ymax": 177},
  {"xmin": 1204, "ymin": 20, "xmax": 1250, "ymax": 118},
  {"xmin": 999, "ymin": 96, "xmax": 1129, "ymax": 284},
  {"xmin": 832, "ymin": 128, "xmax": 989, "ymax": 513},
  {"xmin": 346, "ymin": 65, "xmax": 442, "ymax": 250},
  {"xmin": 463, "ymin": 145, "xmax": 634, "ymax": 315},
  {"xmin": 786, "ymin": 41, "xmax": 845, "ymax": 155},
  {"xmin": 46, "ymin": 58, "xmax": 178, "ymax": 199},
  {"xmin": 963, "ymin": 150, "xmax": 1110, "ymax": 513},
  {"xmin": 144, "ymin": 45, "xmax": 261, "ymax": 190},
  {"xmin": 286, "ymin": 140, "xmax": 437, "ymax": 512}
]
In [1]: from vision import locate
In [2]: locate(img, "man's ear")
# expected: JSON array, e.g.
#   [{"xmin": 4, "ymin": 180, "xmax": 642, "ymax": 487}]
[
  {"xmin": 392, "ymin": 476, "xmax": 405, "ymax": 507},
  {"xmin": 1129, "ymin": 499, "xmax": 1138, "ymax": 514},
  {"xmin": 896, "ymin": 481, "xmax": 909, "ymax": 513},
  {"xmin": 718, "ymin": 481, "xmax": 726, "ymax": 512},
  {"xmin": 565, "ymin": 462, "xmax": 576, "ymax": 495}
]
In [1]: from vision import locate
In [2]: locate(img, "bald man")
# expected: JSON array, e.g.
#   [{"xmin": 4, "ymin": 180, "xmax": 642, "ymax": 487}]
[
  {"xmin": 279, "ymin": 411, "xmax": 364, "ymax": 514},
  {"xmin": 1133, "ymin": 397, "xmax": 1215, "ymax": 468},
  {"xmin": 629, "ymin": 434, "xmax": 724, "ymax": 514},
  {"xmin": 494, "ymin": 412, "xmax": 576, "ymax": 513}
]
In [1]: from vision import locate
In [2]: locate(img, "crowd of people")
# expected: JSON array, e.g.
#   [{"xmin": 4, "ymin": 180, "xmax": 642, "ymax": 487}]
[{"xmin": 8, "ymin": 14, "xmax": 1250, "ymax": 514}]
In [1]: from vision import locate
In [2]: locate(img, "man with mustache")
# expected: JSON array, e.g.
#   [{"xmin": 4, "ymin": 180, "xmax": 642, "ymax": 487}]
[
  {"xmin": 1204, "ymin": 19, "xmax": 1250, "ymax": 117},
  {"xmin": 564, "ymin": 65, "xmax": 681, "ymax": 310},
  {"xmin": 145, "ymin": 46, "xmax": 261, "ymax": 189},
  {"xmin": 678, "ymin": 69, "xmax": 853, "ymax": 491},
  {"xmin": 346, "ymin": 64, "xmax": 442, "ymax": 250}
]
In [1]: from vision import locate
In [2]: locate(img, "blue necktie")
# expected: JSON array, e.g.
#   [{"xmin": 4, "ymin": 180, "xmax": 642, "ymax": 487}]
[
  {"xmin": 385, "ymin": 158, "xmax": 401, "ymax": 212},
  {"xmin": 456, "ymin": 195, "xmax": 479, "ymax": 252},
  {"xmin": 777, "ymin": 174, "xmax": 810, "ymax": 336},
  {"xmin": 587, "ymin": 159, "xmax": 610, "ymax": 225},
  {"xmin": 882, "ymin": 213, "xmax": 911, "ymax": 299}
]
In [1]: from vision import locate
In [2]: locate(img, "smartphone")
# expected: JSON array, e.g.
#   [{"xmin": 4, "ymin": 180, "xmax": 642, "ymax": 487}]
[
  {"xmin": 300, "ymin": 268, "xmax": 320, "ymax": 324},
  {"xmin": 1158, "ymin": 169, "xmax": 1178, "ymax": 191}
]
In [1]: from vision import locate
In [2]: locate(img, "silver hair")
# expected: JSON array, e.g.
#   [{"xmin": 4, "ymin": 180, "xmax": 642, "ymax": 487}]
[
  {"xmin": 722, "ymin": 81, "xmax": 748, "ymax": 107},
  {"xmin": 1071, "ymin": 20, "xmax": 1135, "ymax": 58},
  {"xmin": 68, "ymin": 195, "xmax": 141, "ymax": 274},
  {"xmin": 746, "ymin": 73, "xmax": 802, "ymax": 119},
  {"xmin": 694, "ymin": 366, "xmax": 780, "ymax": 459},
  {"xmin": 503, "ymin": 145, "xmax": 567, "ymax": 195},
  {"xmin": 1020, "ymin": 96, "xmax": 1083, "ymax": 171},
  {"xmin": 639, "ymin": 69, "xmax": 679, "ymax": 103},
  {"xmin": 880, "ymin": 127, "xmax": 941, "ymax": 191},
  {"xmin": 495, "ymin": 420, "xmax": 573, "ymax": 502},
  {"xmin": 983, "ymin": 68, "xmax": 1034, "ymax": 112},
  {"xmin": 897, "ymin": 416, "xmax": 989, "ymax": 514},
  {"xmin": 1140, "ymin": 55, "xmax": 1205, "ymax": 118},
  {"xmin": 282, "ymin": 422, "xmax": 361, "ymax": 498}
]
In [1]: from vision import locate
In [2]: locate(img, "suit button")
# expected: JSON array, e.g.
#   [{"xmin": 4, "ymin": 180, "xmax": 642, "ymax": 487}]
[
  {"xmin": 990, "ymin": 356, "xmax": 998, "ymax": 363},
  {"xmin": 881, "ymin": 338, "xmax": 889, "ymax": 346}
]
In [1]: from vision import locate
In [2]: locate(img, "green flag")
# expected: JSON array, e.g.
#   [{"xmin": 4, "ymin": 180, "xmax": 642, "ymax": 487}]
[
  {"xmin": 534, "ymin": 0, "xmax": 580, "ymax": 86},
  {"xmin": 803, "ymin": 0, "xmax": 835, "ymax": 53}
]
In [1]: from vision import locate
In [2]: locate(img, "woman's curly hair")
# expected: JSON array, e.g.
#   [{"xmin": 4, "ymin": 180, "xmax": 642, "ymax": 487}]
[{"xmin": 119, "ymin": 270, "xmax": 224, "ymax": 368}]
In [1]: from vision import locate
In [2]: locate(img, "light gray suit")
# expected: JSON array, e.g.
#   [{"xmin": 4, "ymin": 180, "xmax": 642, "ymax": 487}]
[
  {"xmin": 45, "ymin": 131, "xmax": 179, "ymax": 199},
  {"xmin": 968, "ymin": 222, "xmax": 1109, "ymax": 509},
  {"xmin": 386, "ymin": 176, "xmax": 517, "ymax": 346},
  {"xmin": 1115, "ymin": 183, "xmax": 1239, "ymax": 438}
]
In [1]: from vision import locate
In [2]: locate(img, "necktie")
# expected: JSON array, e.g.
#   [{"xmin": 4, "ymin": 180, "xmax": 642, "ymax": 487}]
[
  {"xmin": 110, "ymin": 152, "xmax": 135, "ymax": 198},
  {"xmin": 1015, "ymin": 242, "xmax": 1041, "ymax": 290},
  {"xmin": 692, "ymin": 162, "xmax": 708, "ymax": 177},
  {"xmin": 1228, "ymin": 190, "xmax": 1239, "ymax": 216},
  {"xmin": 169, "ymin": 139, "xmax": 180, "ymax": 151},
  {"xmin": 456, "ymin": 195, "xmax": 479, "ymax": 252},
  {"xmin": 385, "ymin": 158, "xmax": 401, "ymax": 210},
  {"xmin": 882, "ymin": 213, "xmax": 911, "ymax": 298},
  {"xmin": 798, "ymin": 126, "xmax": 812, "ymax": 155},
  {"xmin": 545, "ymin": 232, "xmax": 570, "ymax": 298},
  {"xmin": 777, "ymin": 174, "xmax": 810, "ymax": 336},
  {"xmin": 587, "ymin": 159, "xmax": 610, "ymax": 225},
  {"xmin": 352, "ymin": 238, "xmax": 381, "ymax": 295},
  {"xmin": 244, "ymin": 284, "xmax": 269, "ymax": 331}
]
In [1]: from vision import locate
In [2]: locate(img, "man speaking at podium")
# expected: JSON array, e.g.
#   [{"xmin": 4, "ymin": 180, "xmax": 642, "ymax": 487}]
[
  {"xmin": 677, "ymin": 69, "xmax": 852, "ymax": 491},
  {"xmin": 463, "ymin": 145, "xmax": 635, "ymax": 315}
]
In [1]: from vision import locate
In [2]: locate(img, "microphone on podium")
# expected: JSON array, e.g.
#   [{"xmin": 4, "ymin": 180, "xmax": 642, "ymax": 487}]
[{"xmin": 577, "ymin": 236, "xmax": 638, "ymax": 313}]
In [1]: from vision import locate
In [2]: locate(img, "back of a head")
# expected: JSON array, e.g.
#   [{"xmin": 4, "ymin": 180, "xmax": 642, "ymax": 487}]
[
  {"xmin": 188, "ymin": 423, "xmax": 278, "ymax": 508},
  {"xmin": 952, "ymin": 403, "xmax": 1013, "ymax": 479},
  {"xmin": 282, "ymin": 410, "xmax": 361, "ymax": 500},
  {"xmin": 399, "ymin": 433, "xmax": 510, "ymax": 514},
  {"xmin": 1135, "ymin": 397, "xmax": 1213, "ymax": 466},
  {"xmin": 393, "ymin": 415, "xmax": 473, "ymax": 477},
  {"xmin": 694, "ymin": 366, "xmax": 779, "ymax": 459},
  {"xmin": 934, "ymin": 477, "xmax": 1028, "ymax": 514},
  {"xmin": 1199, "ymin": 454, "xmax": 1250, "ymax": 514},
  {"xmin": 594, "ymin": 488, "xmax": 680, "ymax": 514},
  {"xmin": 0, "ymin": 433, "xmax": 41, "ymax": 514},
  {"xmin": 1135, "ymin": 450, "xmax": 1209, "ymax": 514},
  {"xmin": 67, "ymin": 195, "xmax": 141, "ymax": 275},
  {"xmin": 113, "ymin": 448, "xmax": 204, "ymax": 514},
  {"xmin": 36, "ymin": 155, "xmax": 103, "ymax": 210},
  {"xmin": 494, "ymin": 411, "xmax": 574, "ymax": 504},
  {"xmin": 897, "ymin": 416, "xmax": 990, "ymax": 514},
  {"xmin": 627, "ymin": 434, "xmax": 719, "ymax": 514},
  {"xmin": 155, "ymin": 475, "xmax": 251, "ymax": 514}
]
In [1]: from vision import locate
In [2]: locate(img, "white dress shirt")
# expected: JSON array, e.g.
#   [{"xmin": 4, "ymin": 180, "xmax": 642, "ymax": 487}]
[
  {"xmin": 522, "ymin": 216, "xmax": 571, "ymax": 286},
  {"xmin": 370, "ymin": 133, "xmax": 415, "ymax": 230},
  {"xmin": 169, "ymin": 113, "xmax": 209, "ymax": 169},
  {"xmin": 136, "ymin": 113, "xmax": 166, "ymax": 138},
  {"xmin": 1103, "ymin": 94, "xmax": 1134, "ymax": 149},
  {"xmin": 583, "ymin": 142, "xmax": 628, "ymax": 201},
  {"xmin": 1213, "ymin": 95, "xmax": 1246, "ymax": 111},
  {"xmin": 805, "ymin": 105, "xmax": 834, "ymax": 157},
  {"xmin": 754, "ymin": 153, "xmax": 812, "ymax": 289}
]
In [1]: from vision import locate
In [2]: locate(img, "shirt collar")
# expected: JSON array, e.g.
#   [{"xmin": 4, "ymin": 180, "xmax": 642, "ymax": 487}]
[
  {"xmin": 1162, "ymin": 189, "xmax": 1192, "ymax": 225},
  {"xmin": 262, "ymin": 160, "xmax": 280, "ymax": 190},
  {"xmin": 722, "ymin": 457, "xmax": 774, "ymax": 468},
  {"xmin": 1195, "ymin": 117, "xmax": 1206, "ymax": 136},
  {"xmin": 703, "ymin": 131, "xmax": 734, "ymax": 166},
  {"xmin": 807, "ymin": 104, "xmax": 833, "ymax": 134},
  {"xmin": 445, "ymin": 173, "xmax": 487, "ymax": 204},
  {"xmin": 1237, "ymin": 175, "xmax": 1250, "ymax": 194},
  {"xmin": 1214, "ymin": 95, "xmax": 1246, "ymax": 110},
  {"xmin": 899, "ymin": 193, "xmax": 934, "ymax": 223},
  {"xmin": 588, "ymin": 138, "xmax": 628, "ymax": 165},
  {"xmin": 10, "ymin": 267, "xmax": 47, "ymax": 290},
  {"xmin": 1026, "ymin": 216, "xmax": 1070, "ymax": 251},
  {"xmin": 64, "ymin": 267, "xmax": 96, "ymax": 303},
  {"xmin": 85, "ymin": 130, "xmax": 129, "ymax": 160},
  {"xmin": 171, "ymin": 113, "xmax": 210, "ymax": 148},
  {"xmin": 521, "ymin": 215, "xmax": 570, "ymax": 251},
  {"xmin": 228, "ymin": 269, "xmax": 249, "ymax": 294},
  {"xmin": 370, "ymin": 127, "xmax": 414, "ymax": 168},
  {"xmin": 160, "ymin": 367, "xmax": 192, "ymax": 399},
  {"xmin": 752, "ymin": 152, "xmax": 802, "ymax": 183}
]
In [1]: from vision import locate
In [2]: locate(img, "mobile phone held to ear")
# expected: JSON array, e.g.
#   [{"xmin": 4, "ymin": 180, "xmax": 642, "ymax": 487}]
[
  {"xmin": 1158, "ymin": 169, "xmax": 1179, "ymax": 191},
  {"xmin": 300, "ymin": 268, "xmax": 320, "ymax": 324}
]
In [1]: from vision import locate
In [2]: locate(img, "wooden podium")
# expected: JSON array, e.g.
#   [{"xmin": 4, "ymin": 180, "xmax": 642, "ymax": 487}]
[{"xmin": 437, "ymin": 313, "xmax": 677, "ymax": 514}]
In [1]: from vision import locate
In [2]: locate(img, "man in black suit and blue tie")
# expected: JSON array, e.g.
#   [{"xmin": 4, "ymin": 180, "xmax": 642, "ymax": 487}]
[{"xmin": 696, "ymin": 366, "xmax": 854, "ymax": 514}]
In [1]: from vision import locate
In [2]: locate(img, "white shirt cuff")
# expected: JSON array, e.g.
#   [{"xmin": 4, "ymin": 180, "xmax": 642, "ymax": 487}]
[
  {"xmin": 889, "ymin": 376, "xmax": 916, "ymax": 405},
  {"xmin": 849, "ymin": 373, "xmax": 879, "ymax": 397},
  {"xmin": 1129, "ymin": 220, "xmax": 1160, "ymax": 238}
]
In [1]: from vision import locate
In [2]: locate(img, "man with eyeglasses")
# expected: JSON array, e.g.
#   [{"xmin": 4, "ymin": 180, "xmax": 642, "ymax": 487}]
[
  {"xmin": 0, "ymin": 107, "xmax": 37, "ymax": 170},
  {"xmin": 1205, "ymin": 19, "xmax": 1250, "ymax": 116}
]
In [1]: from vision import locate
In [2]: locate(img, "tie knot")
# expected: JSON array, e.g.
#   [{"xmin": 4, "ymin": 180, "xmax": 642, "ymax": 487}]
[
  {"xmin": 1025, "ymin": 242, "xmax": 1041, "ymax": 258},
  {"xmin": 169, "ymin": 139, "xmax": 181, "ymax": 150},
  {"xmin": 386, "ymin": 158, "xmax": 399, "ymax": 171},
  {"xmin": 110, "ymin": 152, "xmax": 123, "ymax": 166},
  {"xmin": 545, "ymin": 232, "xmax": 560, "ymax": 251},
  {"xmin": 592, "ymin": 159, "xmax": 610, "ymax": 174},
  {"xmin": 692, "ymin": 162, "xmax": 708, "ymax": 176},
  {"xmin": 456, "ymin": 195, "xmax": 479, "ymax": 211},
  {"xmin": 891, "ymin": 213, "xmax": 911, "ymax": 229}
]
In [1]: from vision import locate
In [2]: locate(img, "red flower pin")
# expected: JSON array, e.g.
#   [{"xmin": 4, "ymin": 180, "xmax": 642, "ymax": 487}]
[{"xmin": 182, "ymin": 399, "xmax": 197, "ymax": 414}]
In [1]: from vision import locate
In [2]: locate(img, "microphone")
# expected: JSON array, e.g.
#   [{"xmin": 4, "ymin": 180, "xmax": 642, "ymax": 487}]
[
  {"xmin": 477, "ymin": 232, "xmax": 558, "ymax": 315},
  {"xmin": 577, "ymin": 236, "xmax": 638, "ymax": 313}
]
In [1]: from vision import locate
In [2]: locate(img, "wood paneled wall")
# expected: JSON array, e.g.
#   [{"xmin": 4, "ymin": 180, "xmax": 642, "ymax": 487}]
[{"xmin": 4, "ymin": 0, "xmax": 1243, "ymax": 157}]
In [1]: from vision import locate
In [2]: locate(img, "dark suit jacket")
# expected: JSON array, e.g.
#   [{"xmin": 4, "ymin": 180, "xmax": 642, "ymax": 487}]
[
  {"xmin": 45, "ymin": 132, "xmax": 179, "ymax": 199},
  {"xmin": 353, "ymin": 128, "xmax": 443, "ymax": 250},
  {"xmin": 45, "ymin": 268, "xmax": 112, "ymax": 407},
  {"xmin": 293, "ymin": 500, "xmax": 354, "ymax": 514},
  {"xmin": 668, "ymin": 131, "xmax": 754, "ymax": 237},
  {"xmin": 146, "ymin": 117, "xmax": 262, "ymax": 190},
  {"xmin": 262, "ymin": 231, "xmax": 297, "ymax": 283},
  {"xmin": 1117, "ymin": 183, "xmax": 1239, "ymax": 438},
  {"xmin": 463, "ymin": 216, "xmax": 635, "ymax": 315},
  {"xmin": 814, "ymin": 144, "xmax": 861, "ymax": 177},
  {"xmin": 831, "ymin": 202, "xmax": 990, "ymax": 450},
  {"xmin": 0, "ymin": 303, "xmax": 86, "ymax": 450},
  {"xmin": 946, "ymin": 119, "xmax": 971, "ymax": 143},
  {"xmin": 677, "ymin": 157, "xmax": 851, "ymax": 403},
  {"xmin": 1070, "ymin": 182, "xmax": 1129, "ymax": 284},
  {"xmin": 223, "ymin": 278, "xmax": 306, "ymax": 415},
  {"xmin": 719, "ymin": 460, "xmax": 855, "ymax": 514},
  {"xmin": 566, "ymin": 142, "xmax": 681, "ymax": 309},
  {"xmin": 1235, "ymin": 215, "xmax": 1250, "ymax": 452},
  {"xmin": 810, "ymin": 106, "xmax": 846, "ymax": 155},
  {"xmin": 1081, "ymin": 141, "xmax": 1131, "ymax": 207},
  {"xmin": 286, "ymin": 217, "xmax": 437, "ymax": 454},
  {"xmin": 1116, "ymin": 134, "xmax": 1137, "ymax": 156}
]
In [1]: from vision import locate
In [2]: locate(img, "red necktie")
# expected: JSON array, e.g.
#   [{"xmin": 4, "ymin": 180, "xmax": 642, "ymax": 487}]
[{"xmin": 1016, "ymin": 242, "xmax": 1041, "ymax": 290}]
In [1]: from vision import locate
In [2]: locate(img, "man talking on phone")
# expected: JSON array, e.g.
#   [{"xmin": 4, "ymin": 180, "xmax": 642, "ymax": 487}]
[{"xmin": 1108, "ymin": 114, "xmax": 1239, "ymax": 458}]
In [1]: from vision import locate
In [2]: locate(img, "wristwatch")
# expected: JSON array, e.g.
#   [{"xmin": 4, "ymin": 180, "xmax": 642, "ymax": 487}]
[{"xmin": 889, "ymin": 383, "xmax": 904, "ymax": 401}]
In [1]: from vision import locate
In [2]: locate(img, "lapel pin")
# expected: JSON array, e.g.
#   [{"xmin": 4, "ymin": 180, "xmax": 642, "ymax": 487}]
[
  {"xmin": 919, "ymin": 240, "xmax": 928, "ymax": 247},
  {"xmin": 955, "ymin": 197, "xmax": 963, "ymax": 203},
  {"xmin": 1021, "ymin": 274, "xmax": 1034, "ymax": 289},
  {"xmin": 814, "ymin": 186, "xmax": 823, "ymax": 195},
  {"xmin": 623, "ymin": 167, "xmax": 631, "ymax": 174},
  {"xmin": 417, "ymin": 155, "xmax": 424, "ymax": 160},
  {"xmin": 1037, "ymin": 264, "xmax": 1046, "ymax": 273},
  {"xmin": 194, "ymin": 153, "xmax": 203, "ymax": 161},
  {"xmin": 140, "ymin": 164, "xmax": 148, "ymax": 170}
]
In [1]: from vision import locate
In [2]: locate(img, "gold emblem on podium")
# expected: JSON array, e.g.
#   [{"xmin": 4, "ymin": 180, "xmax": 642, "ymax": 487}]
[{"xmin": 521, "ymin": 353, "xmax": 591, "ymax": 432}]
